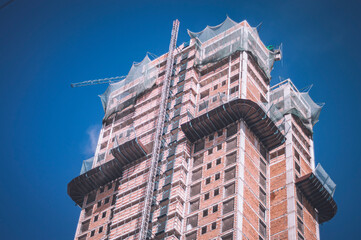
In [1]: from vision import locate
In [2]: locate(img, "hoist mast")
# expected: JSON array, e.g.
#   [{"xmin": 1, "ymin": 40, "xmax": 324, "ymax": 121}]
[{"xmin": 138, "ymin": 19, "xmax": 180, "ymax": 240}]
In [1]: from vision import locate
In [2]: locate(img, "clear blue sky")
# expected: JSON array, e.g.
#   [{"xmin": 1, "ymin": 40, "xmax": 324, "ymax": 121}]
[{"xmin": 0, "ymin": 0, "xmax": 360, "ymax": 239}]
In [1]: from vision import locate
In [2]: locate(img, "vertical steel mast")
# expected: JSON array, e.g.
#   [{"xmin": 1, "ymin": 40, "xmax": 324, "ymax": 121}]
[{"xmin": 138, "ymin": 19, "xmax": 179, "ymax": 240}]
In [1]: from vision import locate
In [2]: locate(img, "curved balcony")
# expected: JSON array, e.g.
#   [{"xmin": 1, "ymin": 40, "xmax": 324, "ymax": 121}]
[
  {"xmin": 111, "ymin": 138, "xmax": 148, "ymax": 165},
  {"xmin": 67, "ymin": 138, "xmax": 148, "ymax": 206},
  {"xmin": 181, "ymin": 98, "xmax": 285, "ymax": 150},
  {"xmin": 295, "ymin": 164, "xmax": 337, "ymax": 223}
]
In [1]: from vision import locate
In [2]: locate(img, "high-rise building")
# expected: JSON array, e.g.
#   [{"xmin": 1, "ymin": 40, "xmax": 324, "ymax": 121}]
[{"xmin": 68, "ymin": 17, "xmax": 337, "ymax": 240}]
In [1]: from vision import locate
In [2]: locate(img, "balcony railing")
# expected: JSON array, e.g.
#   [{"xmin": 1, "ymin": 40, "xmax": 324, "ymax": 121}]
[
  {"xmin": 68, "ymin": 136, "xmax": 148, "ymax": 206},
  {"xmin": 181, "ymin": 98, "xmax": 285, "ymax": 151},
  {"xmin": 295, "ymin": 164, "xmax": 337, "ymax": 223}
]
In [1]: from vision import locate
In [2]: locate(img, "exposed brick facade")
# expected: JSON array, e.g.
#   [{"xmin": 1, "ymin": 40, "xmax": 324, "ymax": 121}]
[{"xmin": 68, "ymin": 18, "xmax": 333, "ymax": 240}]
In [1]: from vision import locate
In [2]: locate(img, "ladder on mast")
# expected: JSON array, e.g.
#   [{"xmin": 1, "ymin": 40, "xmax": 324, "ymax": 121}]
[{"xmin": 138, "ymin": 19, "xmax": 180, "ymax": 240}]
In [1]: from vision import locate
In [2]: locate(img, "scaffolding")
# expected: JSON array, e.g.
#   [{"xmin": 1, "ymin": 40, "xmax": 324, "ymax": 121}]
[
  {"xmin": 97, "ymin": 17, "xmax": 281, "ymax": 123},
  {"xmin": 314, "ymin": 163, "xmax": 336, "ymax": 196},
  {"xmin": 188, "ymin": 16, "xmax": 281, "ymax": 79},
  {"xmin": 270, "ymin": 79, "xmax": 324, "ymax": 132},
  {"xmin": 80, "ymin": 157, "xmax": 94, "ymax": 175},
  {"xmin": 99, "ymin": 55, "xmax": 158, "ymax": 121}
]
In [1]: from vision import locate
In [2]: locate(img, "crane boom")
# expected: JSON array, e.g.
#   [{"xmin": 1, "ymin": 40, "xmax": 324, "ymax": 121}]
[{"xmin": 70, "ymin": 75, "xmax": 126, "ymax": 88}]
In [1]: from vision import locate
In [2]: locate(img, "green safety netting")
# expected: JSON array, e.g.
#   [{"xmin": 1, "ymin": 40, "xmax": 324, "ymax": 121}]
[
  {"xmin": 269, "ymin": 80, "xmax": 323, "ymax": 132},
  {"xmin": 188, "ymin": 16, "xmax": 281, "ymax": 79},
  {"xmin": 99, "ymin": 55, "xmax": 158, "ymax": 120}
]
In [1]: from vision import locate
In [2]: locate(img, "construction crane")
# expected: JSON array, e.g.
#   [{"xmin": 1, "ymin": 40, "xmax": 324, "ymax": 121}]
[
  {"xmin": 70, "ymin": 75, "xmax": 126, "ymax": 88},
  {"xmin": 70, "ymin": 52, "xmax": 159, "ymax": 88},
  {"xmin": 138, "ymin": 19, "xmax": 179, "ymax": 240}
]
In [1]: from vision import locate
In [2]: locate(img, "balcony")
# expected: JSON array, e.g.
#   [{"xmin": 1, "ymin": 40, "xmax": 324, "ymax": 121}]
[
  {"xmin": 68, "ymin": 158, "xmax": 123, "ymax": 206},
  {"xmin": 295, "ymin": 164, "xmax": 337, "ymax": 223},
  {"xmin": 181, "ymin": 98, "xmax": 285, "ymax": 150},
  {"xmin": 111, "ymin": 138, "xmax": 148, "ymax": 165},
  {"xmin": 67, "ymin": 138, "xmax": 148, "ymax": 206}
]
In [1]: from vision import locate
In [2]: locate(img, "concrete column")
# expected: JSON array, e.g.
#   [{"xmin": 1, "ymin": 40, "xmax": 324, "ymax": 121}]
[
  {"xmin": 195, "ymin": 83, "xmax": 200, "ymax": 115},
  {"xmin": 104, "ymin": 117, "xmax": 116, "ymax": 163},
  {"xmin": 240, "ymin": 52, "xmax": 248, "ymax": 99},
  {"xmin": 315, "ymin": 213, "xmax": 320, "ymax": 240},
  {"xmin": 236, "ymin": 121, "xmax": 246, "ymax": 240},
  {"xmin": 181, "ymin": 156, "xmax": 192, "ymax": 240},
  {"xmin": 74, "ymin": 209, "xmax": 83, "ymax": 239},
  {"xmin": 267, "ymin": 146, "xmax": 271, "ymax": 240},
  {"xmin": 285, "ymin": 114, "xmax": 297, "ymax": 239},
  {"xmin": 310, "ymin": 138, "xmax": 316, "ymax": 170},
  {"xmin": 238, "ymin": 52, "xmax": 242, "ymax": 98},
  {"xmin": 309, "ymin": 137, "xmax": 320, "ymax": 239},
  {"xmin": 284, "ymin": 83, "xmax": 292, "ymax": 111},
  {"xmin": 227, "ymin": 56, "xmax": 231, "ymax": 101},
  {"xmin": 93, "ymin": 124, "xmax": 105, "ymax": 168}
]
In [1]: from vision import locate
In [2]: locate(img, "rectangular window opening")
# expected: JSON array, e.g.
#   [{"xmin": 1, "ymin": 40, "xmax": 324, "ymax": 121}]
[
  {"xmin": 223, "ymin": 198, "xmax": 234, "ymax": 215},
  {"xmin": 203, "ymin": 209, "xmax": 208, "ymax": 217},
  {"xmin": 204, "ymin": 192, "xmax": 210, "ymax": 200},
  {"xmin": 222, "ymin": 215, "xmax": 234, "ymax": 232}
]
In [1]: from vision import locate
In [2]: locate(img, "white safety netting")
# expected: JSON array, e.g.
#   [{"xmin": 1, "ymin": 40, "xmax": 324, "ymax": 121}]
[
  {"xmin": 259, "ymin": 101, "xmax": 291, "ymax": 134},
  {"xmin": 80, "ymin": 157, "xmax": 94, "ymax": 174},
  {"xmin": 314, "ymin": 163, "xmax": 336, "ymax": 196},
  {"xmin": 99, "ymin": 17, "xmax": 281, "ymax": 120},
  {"xmin": 195, "ymin": 90, "xmax": 291, "ymax": 136},
  {"xmin": 188, "ymin": 17, "xmax": 281, "ymax": 79},
  {"xmin": 99, "ymin": 55, "xmax": 158, "ymax": 120},
  {"xmin": 269, "ymin": 80, "xmax": 323, "ymax": 132}
]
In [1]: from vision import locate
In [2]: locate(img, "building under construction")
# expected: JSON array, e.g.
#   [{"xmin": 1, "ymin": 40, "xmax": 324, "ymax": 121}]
[{"xmin": 67, "ymin": 17, "xmax": 337, "ymax": 240}]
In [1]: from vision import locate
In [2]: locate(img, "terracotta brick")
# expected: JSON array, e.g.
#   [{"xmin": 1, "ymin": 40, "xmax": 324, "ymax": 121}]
[
  {"xmin": 270, "ymin": 188, "xmax": 287, "ymax": 205},
  {"xmin": 242, "ymin": 216, "xmax": 259, "ymax": 240},
  {"xmin": 271, "ymin": 200, "xmax": 287, "ymax": 220},
  {"xmin": 270, "ymin": 216, "xmax": 288, "ymax": 235},
  {"xmin": 270, "ymin": 173, "xmax": 286, "ymax": 191},
  {"xmin": 243, "ymin": 202, "xmax": 259, "ymax": 229},
  {"xmin": 270, "ymin": 160, "xmax": 286, "ymax": 177},
  {"xmin": 70, "ymin": 20, "xmax": 326, "ymax": 240},
  {"xmin": 271, "ymin": 231, "xmax": 288, "ymax": 240}
]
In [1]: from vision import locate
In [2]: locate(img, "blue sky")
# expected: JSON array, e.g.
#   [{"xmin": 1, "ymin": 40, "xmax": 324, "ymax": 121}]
[{"xmin": 0, "ymin": 0, "xmax": 360, "ymax": 239}]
